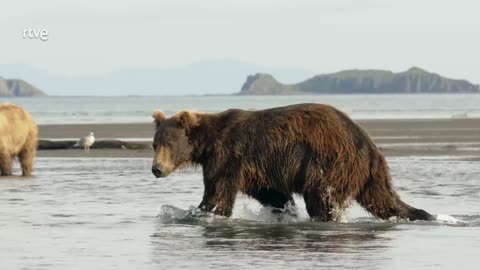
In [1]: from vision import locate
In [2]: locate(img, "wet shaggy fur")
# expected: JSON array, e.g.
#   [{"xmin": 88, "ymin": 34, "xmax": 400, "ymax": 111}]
[
  {"xmin": 0, "ymin": 103, "xmax": 38, "ymax": 176},
  {"xmin": 152, "ymin": 103, "xmax": 434, "ymax": 221}
]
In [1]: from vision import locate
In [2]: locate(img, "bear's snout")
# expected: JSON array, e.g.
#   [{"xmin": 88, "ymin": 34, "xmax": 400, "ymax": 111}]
[{"xmin": 151, "ymin": 165, "xmax": 170, "ymax": 178}]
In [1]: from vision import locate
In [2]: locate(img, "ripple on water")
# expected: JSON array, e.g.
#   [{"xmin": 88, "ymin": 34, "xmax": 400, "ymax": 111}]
[{"xmin": 51, "ymin": 214, "xmax": 76, "ymax": 218}]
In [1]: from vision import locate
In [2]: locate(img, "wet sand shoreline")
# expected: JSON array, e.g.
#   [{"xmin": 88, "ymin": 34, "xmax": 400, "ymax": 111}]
[{"xmin": 37, "ymin": 118, "xmax": 480, "ymax": 158}]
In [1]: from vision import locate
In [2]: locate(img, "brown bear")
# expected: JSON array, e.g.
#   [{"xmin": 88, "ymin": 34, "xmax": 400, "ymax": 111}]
[
  {"xmin": 0, "ymin": 103, "xmax": 38, "ymax": 176},
  {"xmin": 151, "ymin": 103, "xmax": 434, "ymax": 221}
]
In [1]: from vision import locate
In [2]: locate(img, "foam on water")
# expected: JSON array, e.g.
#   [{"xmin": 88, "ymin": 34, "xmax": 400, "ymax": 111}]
[
  {"xmin": 435, "ymin": 214, "xmax": 468, "ymax": 225},
  {"xmin": 157, "ymin": 205, "xmax": 220, "ymax": 224},
  {"xmin": 157, "ymin": 204, "xmax": 306, "ymax": 225},
  {"xmin": 158, "ymin": 204, "xmax": 479, "ymax": 228}
]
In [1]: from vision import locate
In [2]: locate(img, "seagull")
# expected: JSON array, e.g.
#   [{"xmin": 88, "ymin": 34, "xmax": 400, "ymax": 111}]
[{"xmin": 75, "ymin": 132, "xmax": 95, "ymax": 153}]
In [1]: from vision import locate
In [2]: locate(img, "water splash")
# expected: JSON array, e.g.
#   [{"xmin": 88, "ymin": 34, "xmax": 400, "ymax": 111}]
[
  {"xmin": 157, "ymin": 203, "xmax": 304, "ymax": 225},
  {"xmin": 435, "ymin": 214, "xmax": 466, "ymax": 225},
  {"xmin": 157, "ymin": 205, "xmax": 219, "ymax": 224},
  {"xmin": 157, "ymin": 204, "xmax": 479, "ymax": 228}
]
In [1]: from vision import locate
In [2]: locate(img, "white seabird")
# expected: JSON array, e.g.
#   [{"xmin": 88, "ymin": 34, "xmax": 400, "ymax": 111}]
[{"xmin": 75, "ymin": 132, "xmax": 95, "ymax": 153}]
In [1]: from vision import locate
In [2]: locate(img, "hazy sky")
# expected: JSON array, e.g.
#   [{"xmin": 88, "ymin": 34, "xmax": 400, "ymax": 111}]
[{"xmin": 1, "ymin": 0, "xmax": 479, "ymax": 82}]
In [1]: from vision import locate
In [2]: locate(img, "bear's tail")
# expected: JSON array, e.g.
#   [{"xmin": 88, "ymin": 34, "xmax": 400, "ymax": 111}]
[
  {"xmin": 394, "ymin": 197, "xmax": 435, "ymax": 221},
  {"xmin": 356, "ymin": 154, "xmax": 435, "ymax": 221}
]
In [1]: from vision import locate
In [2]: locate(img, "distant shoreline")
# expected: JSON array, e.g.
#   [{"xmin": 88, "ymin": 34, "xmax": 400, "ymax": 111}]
[
  {"xmin": 37, "ymin": 118, "xmax": 480, "ymax": 159},
  {"xmin": 38, "ymin": 118, "xmax": 480, "ymax": 138}
]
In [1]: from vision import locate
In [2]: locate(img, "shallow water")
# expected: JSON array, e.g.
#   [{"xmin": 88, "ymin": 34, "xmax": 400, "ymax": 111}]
[{"xmin": 1, "ymin": 156, "xmax": 479, "ymax": 270}]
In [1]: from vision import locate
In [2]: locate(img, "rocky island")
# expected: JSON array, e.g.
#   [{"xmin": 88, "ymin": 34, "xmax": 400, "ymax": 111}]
[
  {"xmin": 0, "ymin": 77, "xmax": 46, "ymax": 96},
  {"xmin": 240, "ymin": 67, "xmax": 480, "ymax": 95}
]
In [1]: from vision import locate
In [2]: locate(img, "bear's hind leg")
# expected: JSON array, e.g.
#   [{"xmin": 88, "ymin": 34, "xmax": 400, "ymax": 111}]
[
  {"xmin": 0, "ymin": 152, "xmax": 13, "ymax": 176},
  {"xmin": 355, "ymin": 177, "xmax": 399, "ymax": 220},
  {"xmin": 249, "ymin": 188, "xmax": 295, "ymax": 214},
  {"xmin": 19, "ymin": 146, "xmax": 36, "ymax": 177},
  {"xmin": 303, "ymin": 188, "xmax": 334, "ymax": 221},
  {"xmin": 356, "ymin": 176, "xmax": 434, "ymax": 221}
]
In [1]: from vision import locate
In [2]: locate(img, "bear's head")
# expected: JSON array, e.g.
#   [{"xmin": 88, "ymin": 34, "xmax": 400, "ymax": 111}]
[{"xmin": 151, "ymin": 110, "xmax": 199, "ymax": 178}]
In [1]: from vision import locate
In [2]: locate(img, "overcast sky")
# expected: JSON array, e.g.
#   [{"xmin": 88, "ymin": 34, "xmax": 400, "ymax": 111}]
[{"xmin": 1, "ymin": 0, "xmax": 479, "ymax": 82}]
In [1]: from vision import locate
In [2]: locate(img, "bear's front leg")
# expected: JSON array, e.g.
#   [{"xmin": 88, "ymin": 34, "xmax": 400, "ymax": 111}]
[
  {"xmin": 198, "ymin": 177, "xmax": 216, "ymax": 211},
  {"xmin": 198, "ymin": 176, "xmax": 238, "ymax": 217},
  {"xmin": 199, "ymin": 165, "xmax": 241, "ymax": 217},
  {"xmin": 198, "ymin": 194, "xmax": 215, "ymax": 212},
  {"xmin": 211, "ymin": 178, "xmax": 239, "ymax": 217},
  {"xmin": 213, "ymin": 198, "xmax": 235, "ymax": 217},
  {"xmin": 199, "ymin": 190, "xmax": 237, "ymax": 217}
]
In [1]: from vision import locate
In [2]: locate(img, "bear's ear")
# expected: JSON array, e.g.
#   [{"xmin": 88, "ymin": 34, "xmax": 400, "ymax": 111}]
[
  {"xmin": 152, "ymin": 110, "xmax": 166, "ymax": 127},
  {"xmin": 175, "ymin": 110, "xmax": 199, "ymax": 128}
]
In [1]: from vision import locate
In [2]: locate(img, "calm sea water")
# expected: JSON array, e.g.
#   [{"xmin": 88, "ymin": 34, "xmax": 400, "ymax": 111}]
[
  {"xmin": 1, "ymin": 94, "xmax": 480, "ymax": 124},
  {"xmin": 0, "ymin": 156, "xmax": 479, "ymax": 270}
]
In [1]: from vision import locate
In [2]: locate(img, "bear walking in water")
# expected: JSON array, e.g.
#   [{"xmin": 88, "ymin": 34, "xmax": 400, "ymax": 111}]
[
  {"xmin": 0, "ymin": 103, "xmax": 38, "ymax": 176},
  {"xmin": 151, "ymin": 103, "xmax": 433, "ymax": 221}
]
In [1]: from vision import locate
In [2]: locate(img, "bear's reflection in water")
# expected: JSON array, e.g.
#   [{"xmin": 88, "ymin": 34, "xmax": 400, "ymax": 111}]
[
  {"xmin": 150, "ymin": 206, "xmax": 394, "ymax": 269},
  {"xmin": 199, "ymin": 222, "xmax": 393, "ymax": 252}
]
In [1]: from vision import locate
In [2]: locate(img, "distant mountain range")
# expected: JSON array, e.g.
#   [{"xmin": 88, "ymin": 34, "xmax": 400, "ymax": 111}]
[
  {"xmin": 0, "ymin": 60, "xmax": 313, "ymax": 96},
  {"xmin": 240, "ymin": 67, "xmax": 480, "ymax": 95},
  {"xmin": 0, "ymin": 77, "xmax": 46, "ymax": 96},
  {"xmin": 1, "ymin": 62, "xmax": 479, "ymax": 96}
]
